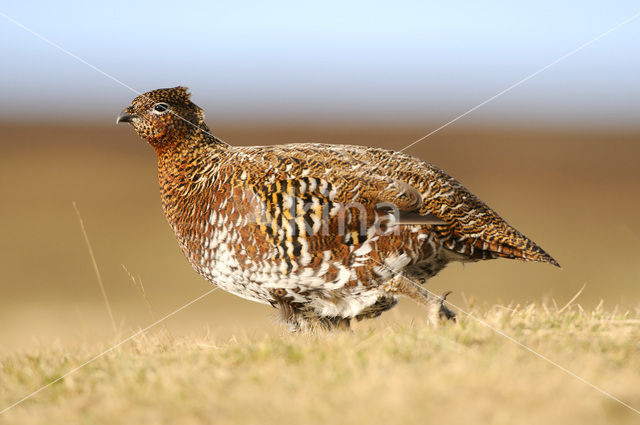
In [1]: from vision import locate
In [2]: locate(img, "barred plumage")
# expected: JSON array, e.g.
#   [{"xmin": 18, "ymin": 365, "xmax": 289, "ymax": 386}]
[{"xmin": 117, "ymin": 86, "xmax": 559, "ymax": 331}]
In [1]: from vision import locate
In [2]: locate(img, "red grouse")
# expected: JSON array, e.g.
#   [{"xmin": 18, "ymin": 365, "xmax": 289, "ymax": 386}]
[{"xmin": 117, "ymin": 87, "xmax": 559, "ymax": 331}]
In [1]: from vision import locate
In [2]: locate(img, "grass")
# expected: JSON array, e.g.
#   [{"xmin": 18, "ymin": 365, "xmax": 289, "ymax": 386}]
[{"xmin": 1, "ymin": 303, "xmax": 639, "ymax": 425}]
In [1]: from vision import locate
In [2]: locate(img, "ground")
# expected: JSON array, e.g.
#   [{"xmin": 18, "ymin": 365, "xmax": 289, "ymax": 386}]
[{"xmin": 1, "ymin": 303, "xmax": 639, "ymax": 425}]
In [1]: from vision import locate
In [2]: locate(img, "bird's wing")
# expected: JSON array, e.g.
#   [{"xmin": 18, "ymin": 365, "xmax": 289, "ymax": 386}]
[
  {"xmin": 221, "ymin": 143, "xmax": 558, "ymax": 267},
  {"xmin": 340, "ymin": 145, "xmax": 559, "ymax": 266},
  {"xmin": 229, "ymin": 144, "xmax": 446, "ymax": 232}
]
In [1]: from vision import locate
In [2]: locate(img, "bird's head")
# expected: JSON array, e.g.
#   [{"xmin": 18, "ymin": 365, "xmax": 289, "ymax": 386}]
[{"xmin": 116, "ymin": 86, "xmax": 207, "ymax": 148}]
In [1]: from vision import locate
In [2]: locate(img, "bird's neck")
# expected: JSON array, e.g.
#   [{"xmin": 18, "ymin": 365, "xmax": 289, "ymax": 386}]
[
  {"xmin": 154, "ymin": 130, "xmax": 230, "ymax": 240},
  {"xmin": 152, "ymin": 123, "xmax": 224, "ymax": 154}
]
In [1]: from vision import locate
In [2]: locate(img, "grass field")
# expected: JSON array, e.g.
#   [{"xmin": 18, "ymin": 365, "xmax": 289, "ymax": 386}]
[{"xmin": 1, "ymin": 303, "xmax": 639, "ymax": 425}]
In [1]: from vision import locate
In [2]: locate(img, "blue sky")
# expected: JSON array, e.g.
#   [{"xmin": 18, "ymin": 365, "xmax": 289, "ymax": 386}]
[{"xmin": 1, "ymin": 1, "xmax": 639, "ymax": 126}]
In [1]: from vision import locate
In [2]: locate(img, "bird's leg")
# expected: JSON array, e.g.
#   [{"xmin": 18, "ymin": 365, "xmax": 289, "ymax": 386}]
[
  {"xmin": 275, "ymin": 299, "xmax": 351, "ymax": 332},
  {"xmin": 354, "ymin": 295, "xmax": 399, "ymax": 322},
  {"xmin": 296, "ymin": 314, "xmax": 352, "ymax": 332},
  {"xmin": 387, "ymin": 276, "xmax": 456, "ymax": 326},
  {"xmin": 322, "ymin": 316, "xmax": 352, "ymax": 331},
  {"xmin": 275, "ymin": 299, "xmax": 308, "ymax": 332}
]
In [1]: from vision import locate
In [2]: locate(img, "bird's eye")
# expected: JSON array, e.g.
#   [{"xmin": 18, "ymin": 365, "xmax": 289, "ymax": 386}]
[{"xmin": 152, "ymin": 103, "xmax": 170, "ymax": 114}]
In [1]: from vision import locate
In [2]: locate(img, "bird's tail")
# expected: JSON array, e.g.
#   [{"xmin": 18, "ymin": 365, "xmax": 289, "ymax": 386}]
[
  {"xmin": 441, "ymin": 223, "xmax": 560, "ymax": 268},
  {"xmin": 471, "ymin": 227, "xmax": 561, "ymax": 268}
]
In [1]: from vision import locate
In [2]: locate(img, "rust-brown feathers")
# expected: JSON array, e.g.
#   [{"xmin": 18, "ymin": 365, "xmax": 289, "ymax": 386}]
[{"xmin": 118, "ymin": 86, "xmax": 559, "ymax": 328}]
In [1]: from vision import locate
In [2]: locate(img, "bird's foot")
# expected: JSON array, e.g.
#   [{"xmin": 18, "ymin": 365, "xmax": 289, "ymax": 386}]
[
  {"xmin": 438, "ymin": 290, "xmax": 456, "ymax": 322},
  {"xmin": 426, "ymin": 290, "xmax": 456, "ymax": 326}
]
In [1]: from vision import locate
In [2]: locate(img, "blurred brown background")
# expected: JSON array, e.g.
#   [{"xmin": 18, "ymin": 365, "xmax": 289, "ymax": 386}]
[{"xmin": 1, "ymin": 122, "xmax": 638, "ymax": 349}]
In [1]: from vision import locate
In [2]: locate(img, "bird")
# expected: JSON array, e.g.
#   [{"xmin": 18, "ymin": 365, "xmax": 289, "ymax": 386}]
[{"xmin": 117, "ymin": 86, "xmax": 559, "ymax": 331}]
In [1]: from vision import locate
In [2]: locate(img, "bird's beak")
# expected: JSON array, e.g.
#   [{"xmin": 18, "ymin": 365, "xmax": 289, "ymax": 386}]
[{"xmin": 116, "ymin": 109, "xmax": 137, "ymax": 124}]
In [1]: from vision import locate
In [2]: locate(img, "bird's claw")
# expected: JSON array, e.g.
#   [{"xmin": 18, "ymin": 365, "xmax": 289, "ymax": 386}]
[{"xmin": 438, "ymin": 290, "xmax": 456, "ymax": 322}]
